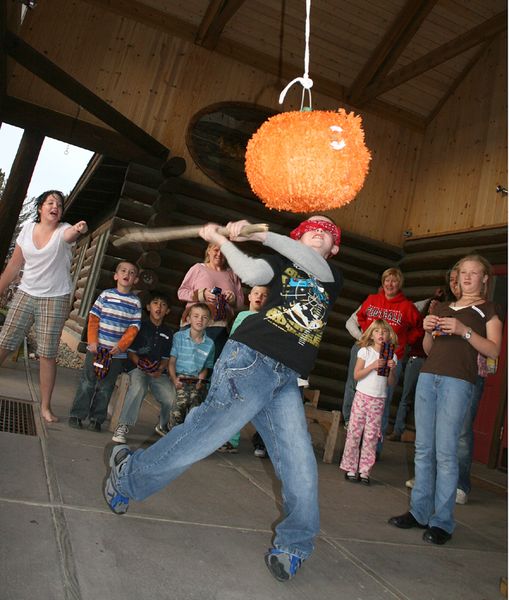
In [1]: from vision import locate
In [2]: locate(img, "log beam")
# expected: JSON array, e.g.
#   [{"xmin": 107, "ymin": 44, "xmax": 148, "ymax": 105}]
[
  {"xmin": 1, "ymin": 96, "xmax": 156, "ymax": 162},
  {"xmin": 361, "ymin": 11, "xmax": 507, "ymax": 103},
  {"xmin": 0, "ymin": 129, "xmax": 44, "ymax": 266},
  {"xmin": 195, "ymin": 0, "xmax": 246, "ymax": 50},
  {"xmin": 347, "ymin": 0, "xmax": 438, "ymax": 105},
  {"xmin": 4, "ymin": 30, "xmax": 169, "ymax": 159}
]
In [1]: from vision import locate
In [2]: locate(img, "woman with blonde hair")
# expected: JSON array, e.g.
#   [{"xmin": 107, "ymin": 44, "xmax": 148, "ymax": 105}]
[
  {"xmin": 178, "ymin": 242, "xmax": 244, "ymax": 358},
  {"xmin": 389, "ymin": 254, "xmax": 502, "ymax": 545}
]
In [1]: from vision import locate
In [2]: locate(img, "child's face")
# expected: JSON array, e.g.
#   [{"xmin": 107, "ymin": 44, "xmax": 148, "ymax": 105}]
[
  {"xmin": 114, "ymin": 263, "xmax": 138, "ymax": 291},
  {"xmin": 188, "ymin": 308, "xmax": 210, "ymax": 332},
  {"xmin": 458, "ymin": 260, "xmax": 486, "ymax": 297},
  {"xmin": 298, "ymin": 216, "xmax": 339, "ymax": 258},
  {"xmin": 372, "ymin": 327, "xmax": 389, "ymax": 345},
  {"xmin": 248, "ymin": 286, "xmax": 269, "ymax": 311},
  {"xmin": 147, "ymin": 298, "xmax": 169, "ymax": 322}
]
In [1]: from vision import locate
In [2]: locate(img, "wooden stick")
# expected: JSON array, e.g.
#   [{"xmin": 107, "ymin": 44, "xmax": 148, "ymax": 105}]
[{"xmin": 112, "ymin": 223, "xmax": 269, "ymax": 246}]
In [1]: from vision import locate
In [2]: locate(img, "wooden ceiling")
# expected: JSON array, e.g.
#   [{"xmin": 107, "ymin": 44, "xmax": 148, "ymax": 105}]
[
  {"xmin": 0, "ymin": 0, "xmax": 506, "ymax": 158},
  {"xmin": 76, "ymin": 0, "xmax": 506, "ymax": 127}
]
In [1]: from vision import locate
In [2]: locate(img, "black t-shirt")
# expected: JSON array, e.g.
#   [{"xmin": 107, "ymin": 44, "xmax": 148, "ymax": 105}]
[
  {"xmin": 126, "ymin": 318, "xmax": 173, "ymax": 372},
  {"xmin": 231, "ymin": 254, "xmax": 343, "ymax": 378}
]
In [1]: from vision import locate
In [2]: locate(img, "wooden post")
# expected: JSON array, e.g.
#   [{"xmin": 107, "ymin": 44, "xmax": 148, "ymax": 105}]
[{"xmin": 0, "ymin": 129, "xmax": 44, "ymax": 266}]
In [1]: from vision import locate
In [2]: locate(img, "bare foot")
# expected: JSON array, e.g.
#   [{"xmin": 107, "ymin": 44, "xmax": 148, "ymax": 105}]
[{"xmin": 41, "ymin": 411, "xmax": 59, "ymax": 423}]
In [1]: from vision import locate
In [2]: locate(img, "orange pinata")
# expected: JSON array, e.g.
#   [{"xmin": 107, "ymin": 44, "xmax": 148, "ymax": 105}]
[{"xmin": 245, "ymin": 108, "xmax": 371, "ymax": 212}]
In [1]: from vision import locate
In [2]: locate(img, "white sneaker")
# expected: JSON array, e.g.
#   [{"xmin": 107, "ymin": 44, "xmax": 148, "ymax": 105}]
[
  {"xmin": 456, "ymin": 489, "xmax": 468, "ymax": 505},
  {"xmin": 405, "ymin": 478, "xmax": 415, "ymax": 489},
  {"xmin": 112, "ymin": 423, "xmax": 129, "ymax": 444},
  {"xmin": 254, "ymin": 446, "xmax": 267, "ymax": 458}
]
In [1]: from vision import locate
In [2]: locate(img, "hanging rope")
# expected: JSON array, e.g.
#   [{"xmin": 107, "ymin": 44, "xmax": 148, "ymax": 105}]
[{"xmin": 278, "ymin": 0, "xmax": 313, "ymax": 110}]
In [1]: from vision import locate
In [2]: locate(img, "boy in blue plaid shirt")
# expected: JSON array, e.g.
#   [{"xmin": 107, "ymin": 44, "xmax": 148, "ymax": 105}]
[{"xmin": 168, "ymin": 303, "xmax": 214, "ymax": 426}]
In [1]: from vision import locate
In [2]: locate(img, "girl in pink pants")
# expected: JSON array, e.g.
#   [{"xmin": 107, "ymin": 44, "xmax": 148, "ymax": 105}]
[{"xmin": 340, "ymin": 319, "xmax": 398, "ymax": 484}]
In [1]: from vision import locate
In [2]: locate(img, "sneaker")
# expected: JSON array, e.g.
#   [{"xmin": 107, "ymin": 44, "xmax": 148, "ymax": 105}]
[
  {"xmin": 264, "ymin": 548, "xmax": 302, "ymax": 582},
  {"xmin": 217, "ymin": 442, "xmax": 238, "ymax": 453},
  {"xmin": 112, "ymin": 423, "xmax": 129, "ymax": 443},
  {"xmin": 68, "ymin": 416, "xmax": 82, "ymax": 429},
  {"xmin": 103, "ymin": 445, "xmax": 132, "ymax": 515},
  {"xmin": 88, "ymin": 419, "xmax": 101, "ymax": 432},
  {"xmin": 254, "ymin": 445, "xmax": 267, "ymax": 458},
  {"xmin": 456, "ymin": 488, "xmax": 468, "ymax": 505},
  {"xmin": 405, "ymin": 478, "xmax": 415, "ymax": 489},
  {"xmin": 343, "ymin": 420, "xmax": 349, "ymax": 431}
]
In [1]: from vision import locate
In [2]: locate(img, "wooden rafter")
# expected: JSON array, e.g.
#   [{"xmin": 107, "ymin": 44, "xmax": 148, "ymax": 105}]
[
  {"xmin": 362, "ymin": 10, "xmax": 507, "ymax": 103},
  {"xmin": 0, "ymin": 0, "xmax": 8, "ymax": 111},
  {"xmin": 425, "ymin": 41, "xmax": 492, "ymax": 126},
  {"xmin": 81, "ymin": 0, "xmax": 426, "ymax": 130},
  {"xmin": 4, "ymin": 30, "xmax": 169, "ymax": 159},
  {"xmin": 196, "ymin": 0, "xmax": 246, "ymax": 50},
  {"xmin": 347, "ymin": 0, "xmax": 438, "ymax": 106},
  {"xmin": 1, "ymin": 96, "xmax": 158, "ymax": 163}
]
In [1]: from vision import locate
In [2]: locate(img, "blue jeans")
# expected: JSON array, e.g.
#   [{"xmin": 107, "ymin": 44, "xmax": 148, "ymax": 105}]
[
  {"xmin": 457, "ymin": 376, "xmax": 485, "ymax": 494},
  {"xmin": 70, "ymin": 351, "xmax": 125, "ymax": 423},
  {"xmin": 393, "ymin": 357, "xmax": 425, "ymax": 435},
  {"xmin": 341, "ymin": 343, "xmax": 359, "ymax": 422},
  {"xmin": 118, "ymin": 368, "xmax": 176, "ymax": 428},
  {"xmin": 410, "ymin": 373, "xmax": 474, "ymax": 533},
  {"xmin": 117, "ymin": 340, "xmax": 319, "ymax": 559}
]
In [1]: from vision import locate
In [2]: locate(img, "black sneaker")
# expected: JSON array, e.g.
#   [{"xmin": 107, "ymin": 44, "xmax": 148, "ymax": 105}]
[
  {"xmin": 88, "ymin": 419, "xmax": 101, "ymax": 432},
  {"xmin": 264, "ymin": 548, "xmax": 302, "ymax": 581},
  {"xmin": 68, "ymin": 417, "xmax": 82, "ymax": 429}
]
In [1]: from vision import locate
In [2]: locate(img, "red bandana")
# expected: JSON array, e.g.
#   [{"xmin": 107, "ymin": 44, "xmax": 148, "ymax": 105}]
[{"xmin": 290, "ymin": 219, "xmax": 341, "ymax": 247}]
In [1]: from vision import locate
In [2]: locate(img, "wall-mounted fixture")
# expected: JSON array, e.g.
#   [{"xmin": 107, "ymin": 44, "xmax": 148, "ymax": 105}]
[{"xmin": 496, "ymin": 184, "xmax": 508, "ymax": 196}]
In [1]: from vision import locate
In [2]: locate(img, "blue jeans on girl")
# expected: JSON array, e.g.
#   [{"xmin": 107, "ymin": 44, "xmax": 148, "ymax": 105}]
[{"xmin": 410, "ymin": 372, "xmax": 474, "ymax": 533}]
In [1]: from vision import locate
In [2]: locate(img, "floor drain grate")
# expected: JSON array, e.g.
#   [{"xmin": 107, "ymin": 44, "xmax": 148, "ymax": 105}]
[{"xmin": 0, "ymin": 397, "xmax": 37, "ymax": 436}]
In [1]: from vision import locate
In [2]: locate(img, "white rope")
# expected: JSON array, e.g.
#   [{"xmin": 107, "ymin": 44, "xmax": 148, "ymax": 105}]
[{"xmin": 278, "ymin": 0, "xmax": 313, "ymax": 109}]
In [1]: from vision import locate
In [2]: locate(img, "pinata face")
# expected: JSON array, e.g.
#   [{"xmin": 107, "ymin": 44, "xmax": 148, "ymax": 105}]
[{"xmin": 245, "ymin": 108, "xmax": 371, "ymax": 213}]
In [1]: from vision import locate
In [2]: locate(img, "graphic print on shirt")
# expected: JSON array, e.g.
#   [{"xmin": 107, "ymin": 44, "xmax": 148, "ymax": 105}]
[
  {"xmin": 365, "ymin": 305, "xmax": 403, "ymax": 328},
  {"xmin": 264, "ymin": 265, "xmax": 329, "ymax": 347}
]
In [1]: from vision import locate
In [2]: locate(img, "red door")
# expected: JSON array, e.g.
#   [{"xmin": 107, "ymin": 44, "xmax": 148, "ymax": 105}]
[{"xmin": 473, "ymin": 265, "xmax": 507, "ymax": 466}]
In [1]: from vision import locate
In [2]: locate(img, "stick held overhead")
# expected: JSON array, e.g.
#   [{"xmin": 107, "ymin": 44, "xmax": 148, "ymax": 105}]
[{"xmin": 113, "ymin": 223, "xmax": 269, "ymax": 246}]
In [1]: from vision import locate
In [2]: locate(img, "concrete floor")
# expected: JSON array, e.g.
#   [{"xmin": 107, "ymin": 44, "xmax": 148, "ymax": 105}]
[{"xmin": 0, "ymin": 358, "xmax": 507, "ymax": 600}]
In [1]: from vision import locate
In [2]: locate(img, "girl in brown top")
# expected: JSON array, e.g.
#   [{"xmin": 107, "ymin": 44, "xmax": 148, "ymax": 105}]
[{"xmin": 389, "ymin": 254, "xmax": 502, "ymax": 545}]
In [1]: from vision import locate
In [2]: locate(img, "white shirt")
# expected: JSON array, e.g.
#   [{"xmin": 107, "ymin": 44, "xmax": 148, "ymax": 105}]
[
  {"xmin": 356, "ymin": 345, "xmax": 398, "ymax": 398},
  {"xmin": 17, "ymin": 221, "xmax": 74, "ymax": 297}
]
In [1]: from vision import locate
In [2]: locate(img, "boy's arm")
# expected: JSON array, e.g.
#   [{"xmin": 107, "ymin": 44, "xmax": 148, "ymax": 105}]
[
  {"xmin": 168, "ymin": 356, "xmax": 181, "ymax": 388},
  {"xmin": 87, "ymin": 314, "xmax": 100, "ymax": 353},
  {"xmin": 112, "ymin": 325, "xmax": 139, "ymax": 355},
  {"xmin": 196, "ymin": 368, "xmax": 208, "ymax": 388}
]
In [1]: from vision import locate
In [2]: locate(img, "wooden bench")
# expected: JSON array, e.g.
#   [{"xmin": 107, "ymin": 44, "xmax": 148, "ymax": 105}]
[{"xmin": 303, "ymin": 388, "xmax": 341, "ymax": 464}]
